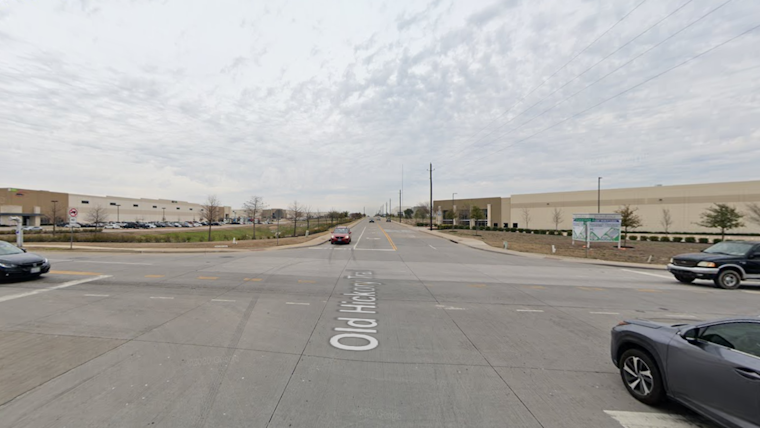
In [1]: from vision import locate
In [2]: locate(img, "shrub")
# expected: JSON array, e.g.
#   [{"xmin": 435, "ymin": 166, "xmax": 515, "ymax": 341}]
[
  {"xmin": 698, "ymin": 238, "xmax": 709, "ymax": 244},
  {"xmin": 629, "ymin": 235, "xmax": 638, "ymax": 241},
  {"xmin": 517, "ymin": 228, "xmax": 524, "ymax": 233},
  {"xmin": 659, "ymin": 236, "xmax": 671, "ymax": 242},
  {"xmin": 639, "ymin": 236, "xmax": 648, "ymax": 241},
  {"xmin": 649, "ymin": 236, "xmax": 659, "ymax": 242},
  {"xmin": 672, "ymin": 237, "xmax": 683, "ymax": 243},
  {"xmin": 684, "ymin": 237, "xmax": 696, "ymax": 243},
  {"xmin": 713, "ymin": 238, "xmax": 723, "ymax": 244}
]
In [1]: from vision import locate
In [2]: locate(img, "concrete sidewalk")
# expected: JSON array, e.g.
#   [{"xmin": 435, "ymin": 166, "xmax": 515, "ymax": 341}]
[{"xmin": 395, "ymin": 221, "xmax": 668, "ymax": 271}]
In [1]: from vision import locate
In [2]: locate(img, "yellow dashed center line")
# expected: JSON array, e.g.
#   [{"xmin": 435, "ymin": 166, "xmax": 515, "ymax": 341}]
[
  {"xmin": 144, "ymin": 275, "xmax": 165, "ymax": 278},
  {"xmin": 637, "ymin": 288, "xmax": 663, "ymax": 293},
  {"xmin": 244, "ymin": 278, "xmax": 263, "ymax": 282},
  {"xmin": 50, "ymin": 270, "xmax": 103, "ymax": 276},
  {"xmin": 578, "ymin": 286, "xmax": 604, "ymax": 291},
  {"xmin": 198, "ymin": 276, "xmax": 218, "ymax": 280},
  {"xmin": 376, "ymin": 224, "xmax": 397, "ymax": 251},
  {"xmin": 527, "ymin": 285, "xmax": 545, "ymax": 290}
]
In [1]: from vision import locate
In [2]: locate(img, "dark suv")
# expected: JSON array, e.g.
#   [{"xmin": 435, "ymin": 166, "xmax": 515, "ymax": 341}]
[{"xmin": 667, "ymin": 241, "xmax": 760, "ymax": 289}]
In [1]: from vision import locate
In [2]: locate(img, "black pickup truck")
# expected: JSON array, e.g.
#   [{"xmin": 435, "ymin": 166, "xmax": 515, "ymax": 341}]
[{"xmin": 667, "ymin": 240, "xmax": 760, "ymax": 289}]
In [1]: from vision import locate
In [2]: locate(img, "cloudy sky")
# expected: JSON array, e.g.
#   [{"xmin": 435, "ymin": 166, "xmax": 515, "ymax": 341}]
[{"xmin": 2, "ymin": 0, "xmax": 758, "ymax": 213}]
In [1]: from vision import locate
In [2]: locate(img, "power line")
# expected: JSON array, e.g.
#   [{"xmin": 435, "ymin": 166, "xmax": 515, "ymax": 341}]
[
  {"xmin": 437, "ymin": 0, "xmax": 648, "ymax": 168},
  {"xmin": 441, "ymin": 0, "xmax": 697, "ymax": 166},
  {"xmin": 451, "ymin": 0, "xmax": 735, "ymax": 172},
  {"xmin": 452, "ymin": 20, "xmax": 760, "ymax": 175}
]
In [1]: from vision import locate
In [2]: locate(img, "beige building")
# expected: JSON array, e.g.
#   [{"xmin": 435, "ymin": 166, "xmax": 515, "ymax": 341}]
[
  {"xmin": 1, "ymin": 187, "xmax": 231, "ymax": 226},
  {"xmin": 434, "ymin": 180, "xmax": 760, "ymax": 234}
]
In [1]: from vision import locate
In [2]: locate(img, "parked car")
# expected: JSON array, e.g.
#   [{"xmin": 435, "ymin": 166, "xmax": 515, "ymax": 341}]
[
  {"xmin": 21, "ymin": 226, "xmax": 43, "ymax": 232},
  {"xmin": 0, "ymin": 241, "xmax": 51, "ymax": 281},
  {"xmin": 611, "ymin": 317, "xmax": 760, "ymax": 427},
  {"xmin": 104, "ymin": 224, "xmax": 121, "ymax": 229},
  {"xmin": 63, "ymin": 223, "xmax": 82, "ymax": 228},
  {"xmin": 330, "ymin": 226, "xmax": 351, "ymax": 245},
  {"xmin": 667, "ymin": 241, "xmax": 760, "ymax": 289},
  {"xmin": 181, "ymin": 222, "xmax": 192, "ymax": 227},
  {"xmin": 211, "ymin": 222, "xmax": 222, "ymax": 226},
  {"xmin": 122, "ymin": 222, "xmax": 139, "ymax": 229}
]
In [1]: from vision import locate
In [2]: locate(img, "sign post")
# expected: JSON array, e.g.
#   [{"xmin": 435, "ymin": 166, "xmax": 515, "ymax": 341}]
[{"xmin": 68, "ymin": 208, "xmax": 78, "ymax": 250}]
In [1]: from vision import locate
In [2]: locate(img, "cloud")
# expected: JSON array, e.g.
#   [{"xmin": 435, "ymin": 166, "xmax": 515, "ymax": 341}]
[{"xmin": 0, "ymin": 0, "xmax": 758, "ymax": 213}]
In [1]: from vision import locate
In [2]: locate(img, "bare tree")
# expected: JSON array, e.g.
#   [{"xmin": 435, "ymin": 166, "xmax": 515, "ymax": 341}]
[
  {"xmin": 86, "ymin": 205, "xmax": 109, "ymax": 231},
  {"xmin": 413, "ymin": 202, "xmax": 430, "ymax": 220},
  {"xmin": 660, "ymin": 208, "xmax": 673, "ymax": 233},
  {"xmin": 201, "ymin": 195, "xmax": 222, "ymax": 241},
  {"xmin": 243, "ymin": 196, "xmax": 266, "ymax": 240},
  {"xmin": 521, "ymin": 208, "xmax": 532, "ymax": 229},
  {"xmin": 289, "ymin": 200, "xmax": 304, "ymax": 237},
  {"xmin": 747, "ymin": 203, "xmax": 760, "ymax": 226},
  {"xmin": 47, "ymin": 201, "xmax": 63, "ymax": 234},
  {"xmin": 304, "ymin": 205, "xmax": 312, "ymax": 232},
  {"xmin": 551, "ymin": 207, "xmax": 564, "ymax": 231}
]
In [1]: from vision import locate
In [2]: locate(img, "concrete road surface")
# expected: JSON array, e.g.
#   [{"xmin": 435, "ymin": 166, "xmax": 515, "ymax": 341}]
[{"xmin": 1, "ymin": 218, "xmax": 757, "ymax": 427}]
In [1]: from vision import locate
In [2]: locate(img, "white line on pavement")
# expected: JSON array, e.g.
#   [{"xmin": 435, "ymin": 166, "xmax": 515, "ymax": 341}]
[
  {"xmin": 621, "ymin": 269, "xmax": 671, "ymax": 279},
  {"xmin": 590, "ymin": 311, "xmax": 620, "ymax": 315},
  {"xmin": 604, "ymin": 410, "xmax": 711, "ymax": 428},
  {"xmin": 0, "ymin": 275, "xmax": 112, "ymax": 304},
  {"xmin": 150, "ymin": 296, "xmax": 174, "ymax": 300},
  {"xmin": 353, "ymin": 248, "xmax": 395, "ymax": 251},
  {"xmin": 84, "ymin": 294, "xmax": 110, "ymax": 297},
  {"xmin": 69, "ymin": 260, "xmax": 153, "ymax": 265},
  {"xmin": 211, "ymin": 299, "xmax": 236, "ymax": 302},
  {"xmin": 286, "ymin": 302, "xmax": 310, "ymax": 305},
  {"xmin": 516, "ymin": 309, "xmax": 544, "ymax": 313},
  {"xmin": 428, "ymin": 244, "xmax": 437, "ymax": 250},
  {"xmin": 353, "ymin": 226, "xmax": 367, "ymax": 250}
]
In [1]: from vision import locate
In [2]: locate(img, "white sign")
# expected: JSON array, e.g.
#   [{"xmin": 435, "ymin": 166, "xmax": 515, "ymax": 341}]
[
  {"xmin": 572, "ymin": 213, "xmax": 622, "ymax": 245},
  {"xmin": 69, "ymin": 217, "xmax": 77, "ymax": 224},
  {"xmin": 69, "ymin": 208, "xmax": 78, "ymax": 218}
]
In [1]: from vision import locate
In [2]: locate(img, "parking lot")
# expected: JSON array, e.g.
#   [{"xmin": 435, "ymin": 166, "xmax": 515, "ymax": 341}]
[{"xmin": 1, "ymin": 218, "xmax": 757, "ymax": 427}]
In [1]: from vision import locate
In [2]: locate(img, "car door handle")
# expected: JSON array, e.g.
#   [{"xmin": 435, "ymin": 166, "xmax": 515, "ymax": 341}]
[{"xmin": 735, "ymin": 368, "xmax": 760, "ymax": 381}]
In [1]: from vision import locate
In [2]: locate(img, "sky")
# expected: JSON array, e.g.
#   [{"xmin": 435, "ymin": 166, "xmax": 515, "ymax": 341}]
[{"xmin": 1, "ymin": 0, "xmax": 759, "ymax": 214}]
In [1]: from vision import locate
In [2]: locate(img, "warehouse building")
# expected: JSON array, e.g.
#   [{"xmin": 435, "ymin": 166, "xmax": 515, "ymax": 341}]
[
  {"xmin": 434, "ymin": 180, "xmax": 760, "ymax": 234},
  {"xmin": 0, "ymin": 188, "xmax": 232, "ymax": 226}
]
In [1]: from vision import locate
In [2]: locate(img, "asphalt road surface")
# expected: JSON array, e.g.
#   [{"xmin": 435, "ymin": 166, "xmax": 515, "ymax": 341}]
[{"xmin": 2, "ymin": 218, "xmax": 758, "ymax": 427}]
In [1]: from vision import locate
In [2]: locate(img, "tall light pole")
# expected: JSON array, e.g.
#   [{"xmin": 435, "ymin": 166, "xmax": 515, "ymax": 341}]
[
  {"xmin": 428, "ymin": 162, "xmax": 434, "ymax": 230},
  {"xmin": 597, "ymin": 177, "xmax": 602, "ymax": 213},
  {"xmin": 452, "ymin": 193, "xmax": 457, "ymax": 225},
  {"xmin": 51, "ymin": 200, "xmax": 58, "ymax": 234},
  {"xmin": 162, "ymin": 207, "xmax": 166, "ymax": 221},
  {"xmin": 116, "ymin": 204, "xmax": 121, "ymax": 223}
]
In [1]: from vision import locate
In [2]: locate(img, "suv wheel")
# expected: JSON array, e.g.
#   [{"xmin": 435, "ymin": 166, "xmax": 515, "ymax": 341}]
[
  {"xmin": 673, "ymin": 274, "xmax": 694, "ymax": 284},
  {"xmin": 619, "ymin": 349, "xmax": 665, "ymax": 405},
  {"xmin": 714, "ymin": 269, "xmax": 741, "ymax": 290}
]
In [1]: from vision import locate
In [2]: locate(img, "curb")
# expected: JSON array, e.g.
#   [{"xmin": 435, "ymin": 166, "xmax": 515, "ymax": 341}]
[{"xmin": 396, "ymin": 223, "xmax": 667, "ymax": 271}]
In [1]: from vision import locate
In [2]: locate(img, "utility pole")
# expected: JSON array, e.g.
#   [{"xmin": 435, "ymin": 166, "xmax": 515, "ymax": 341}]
[
  {"xmin": 598, "ymin": 177, "xmax": 602, "ymax": 213},
  {"xmin": 428, "ymin": 162, "xmax": 434, "ymax": 230},
  {"xmin": 51, "ymin": 200, "xmax": 58, "ymax": 234},
  {"xmin": 398, "ymin": 189, "xmax": 401, "ymax": 221},
  {"xmin": 401, "ymin": 164, "xmax": 404, "ymax": 219}
]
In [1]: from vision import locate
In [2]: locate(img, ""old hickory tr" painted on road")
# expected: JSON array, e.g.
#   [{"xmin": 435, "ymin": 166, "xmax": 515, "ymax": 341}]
[{"xmin": 329, "ymin": 271, "xmax": 380, "ymax": 351}]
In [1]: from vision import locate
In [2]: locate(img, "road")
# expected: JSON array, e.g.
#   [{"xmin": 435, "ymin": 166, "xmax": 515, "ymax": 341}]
[{"xmin": 1, "ymin": 218, "xmax": 758, "ymax": 427}]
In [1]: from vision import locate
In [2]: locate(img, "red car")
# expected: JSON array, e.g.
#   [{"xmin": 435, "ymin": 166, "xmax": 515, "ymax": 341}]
[{"xmin": 330, "ymin": 226, "xmax": 351, "ymax": 244}]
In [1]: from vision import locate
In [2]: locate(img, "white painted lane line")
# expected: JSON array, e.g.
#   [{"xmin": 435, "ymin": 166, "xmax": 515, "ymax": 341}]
[
  {"xmin": 211, "ymin": 299, "xmax": 236, "ymax": 302},
  {"xmin": 353, "ymin": 226, "xmax": 367, "ymax": 250},
  {"xmin": 516, "ymin": 309, "xmax": 544, "ymax": 313},
  {"xmin": 84, "ymin": 294, "xmax": 110, "ymax": 297},
  {"xmin": 621, "ymin": 269, "xmax": 672, "ymax": 279},
  {"xmin": 150, "ymin": 296, "xmax": 174, "ymax": 300},
  {"xmin": 69, "ymin": 261, "xmax": 153, "ymax": 266},
  {"xmin": 604, "ymin": 410, "xmax": 712, "ymax": 428},
  {"xmin": 0, "ymin": 275, "xmax": 112, "ymax": 304},
  {"xmin": 590, "ymin": 311, "xmax": 620, "ymax": 315},
  {"xmin": 286, "ymin": 302, "xmax": 310, "ymax": 305},
  {"xmin": 353, "ymin": 249, "xmax": 396, "ymax": 252},
  {"xmin": 428, "ymin": 244, "xmax": 437, "ymax": 250},
  {"xmin": 742, "ymin": 290, "xmax": 760, "ymax": 295}
]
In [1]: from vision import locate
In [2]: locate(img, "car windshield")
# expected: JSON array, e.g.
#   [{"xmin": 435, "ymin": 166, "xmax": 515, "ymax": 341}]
[
  {"xmin": 703, "ymin": 242, "xmax": 754, "ymax": 256},
  {"xmin": 334, "ymin": 228, "xmax": 349, "ymax": 234},
  {"xmin": 0, "ymin": 241, "xmax": 24, "ymax": 256}
]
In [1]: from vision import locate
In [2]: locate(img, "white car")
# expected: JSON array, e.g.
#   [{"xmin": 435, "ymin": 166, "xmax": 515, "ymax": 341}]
[
  {"xmin": 145, "ymin": 224, "xmax": 157, "ymax": 229},
  {"xmin": 104, "ymin": 224, "xmax": 121, "ymax": 229},
  {"xmin": 22, "ymin": 226, "xmax": 43, "ymax": 231},
  {"xmin": 193, "ymin": 222, "xmax": 202, "ymax": 227},
  {"xmin": 63, "ymin": 223, "xmax": 81, "ymax": 228}
]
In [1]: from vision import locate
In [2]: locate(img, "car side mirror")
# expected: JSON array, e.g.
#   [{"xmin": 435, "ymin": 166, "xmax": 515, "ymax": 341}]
[
  {"xmin": 680, "ymin": 328, "xmax": 699, "ymax": 344},
  {"xmin": 21, "ymin": 248, "xmax": 27, "ymax": 253}
]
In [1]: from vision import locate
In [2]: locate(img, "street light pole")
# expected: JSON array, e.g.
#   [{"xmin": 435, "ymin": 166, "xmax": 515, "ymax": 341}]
[
  {"xmin": 452, "ymin": 192, "xmax": 457, "ymax": 224},
  {"xmin": 51, "ymin": 200, "xmax": 58, "ymax": 234},
  {"xmin": 597, "ymin": 177, "xmax": 602, "ymax": 213},
  {"xmin": 116, "ymin": 204, "xmax": 121, "ymax": 223},
  {"xmin": 162, "ymin": 207, "xmax": 166, "ymax": 221}
]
